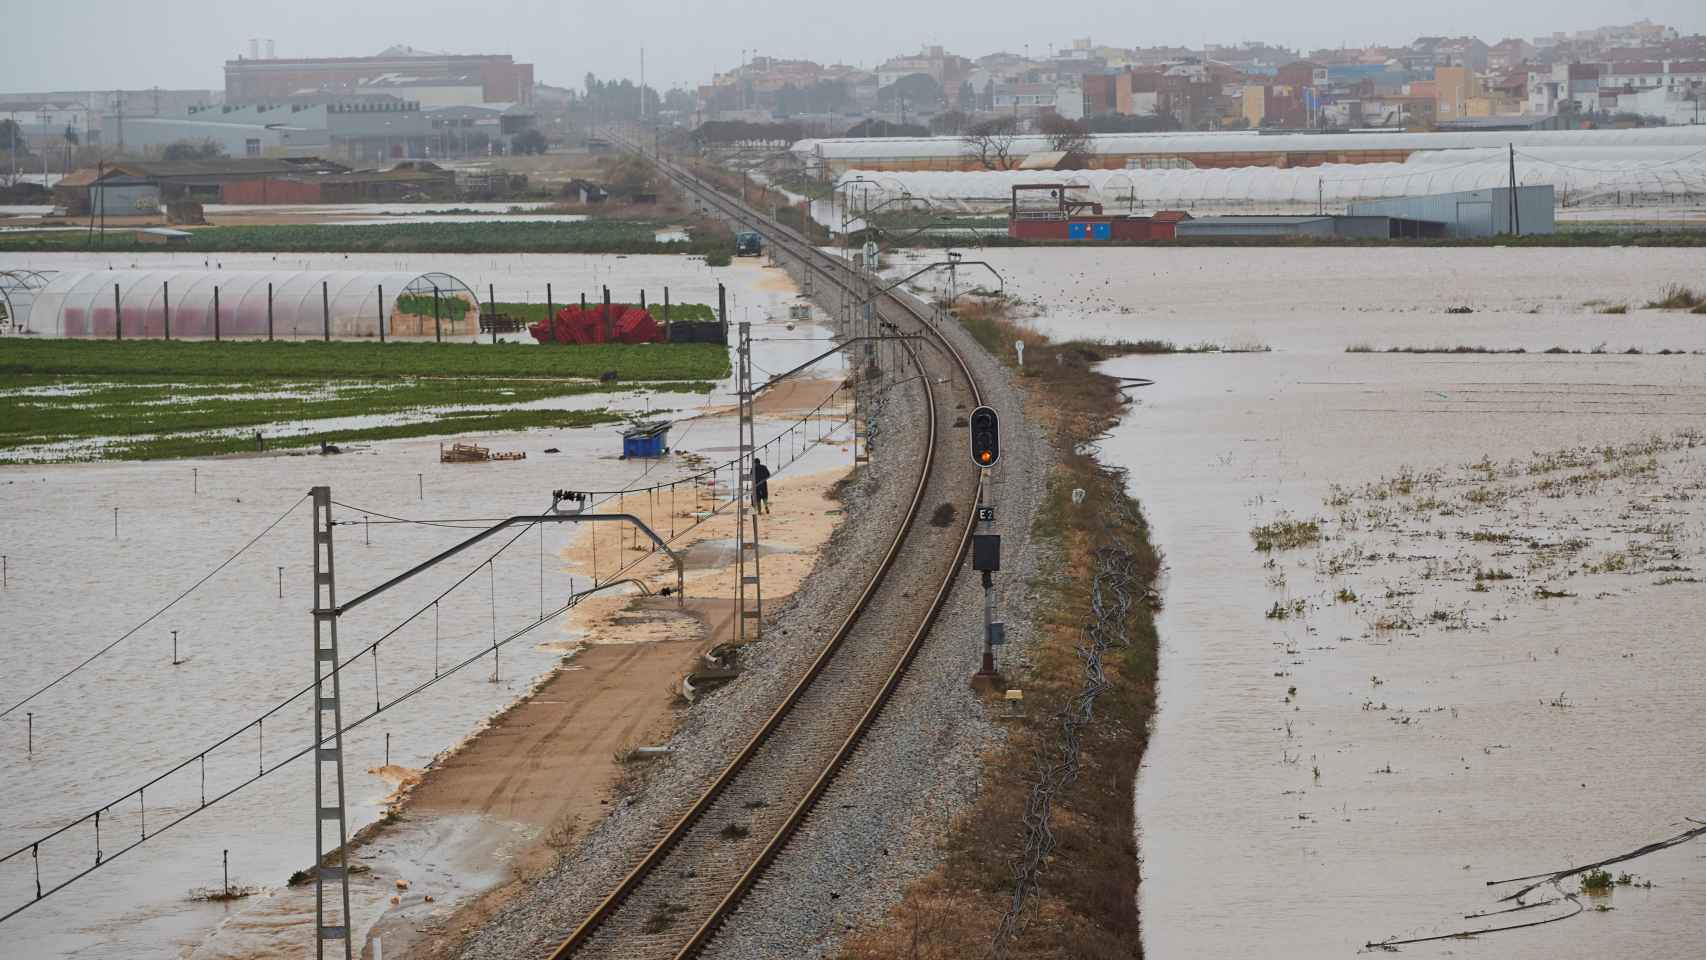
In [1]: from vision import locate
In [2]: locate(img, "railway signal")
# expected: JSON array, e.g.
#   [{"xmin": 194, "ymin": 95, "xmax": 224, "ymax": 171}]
[{"xmin": 969, "ymin": 406, "xmax": 1000, "ymax": 468}]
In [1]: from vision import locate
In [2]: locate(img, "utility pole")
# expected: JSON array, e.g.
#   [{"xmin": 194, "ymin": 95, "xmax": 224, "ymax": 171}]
[
  {"xmin": 309, "ymin": 487, "xmax": 355, "ymax": 960},
  {"xmin": 1508, "ymin": 142, "xmax": 1521, "ymax": 237},
  {"xmin": 735, "ymin": 322, "xmax": 762, "ymax": 642}
]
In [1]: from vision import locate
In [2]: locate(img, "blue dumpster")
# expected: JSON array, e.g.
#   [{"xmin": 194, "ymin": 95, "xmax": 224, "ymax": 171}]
[{"xmin": 622, "ymin": 421, "xmax": 671, "ymax": 459}]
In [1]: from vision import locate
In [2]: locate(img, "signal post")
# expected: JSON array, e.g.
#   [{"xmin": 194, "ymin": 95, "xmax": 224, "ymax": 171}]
[{"xmin": 969, "ymin": 406, "xmax": 1002, "ymax": 680}]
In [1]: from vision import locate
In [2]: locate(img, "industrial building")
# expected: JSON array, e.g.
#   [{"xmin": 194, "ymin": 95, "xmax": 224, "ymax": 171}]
[
  {"xmin": 1349, "ymin": 185, "xmax": 1555, "ymax": 236},
  {"xmin": 106, "ymin": 100, "xmax": 429, "ymax": 163},
  {"xmin": 224, "ymin": 46, "xmax": 533, "ymax": 106}
]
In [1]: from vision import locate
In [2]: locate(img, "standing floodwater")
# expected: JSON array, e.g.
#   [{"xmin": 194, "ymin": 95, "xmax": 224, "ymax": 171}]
[{"xmin": 902, "ymin": 247, "xmax": 1706, "ymax": 958}]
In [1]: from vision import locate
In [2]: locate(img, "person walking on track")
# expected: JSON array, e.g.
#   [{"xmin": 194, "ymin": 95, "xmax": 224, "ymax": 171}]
[{"xmin": 753, "ymin": 458, "xmax": 772, "ymax": 514}]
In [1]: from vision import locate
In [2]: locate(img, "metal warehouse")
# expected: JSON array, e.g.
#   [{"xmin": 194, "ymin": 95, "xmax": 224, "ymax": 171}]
[{"xmin": 1350, "ymin": 186, "xmax": 1555, "ymax": 237}]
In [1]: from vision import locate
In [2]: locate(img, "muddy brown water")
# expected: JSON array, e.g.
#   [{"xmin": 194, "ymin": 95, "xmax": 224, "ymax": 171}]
[{"xmin": 939, "ymin": 247, "xmax": 1706, "ymax": 958}]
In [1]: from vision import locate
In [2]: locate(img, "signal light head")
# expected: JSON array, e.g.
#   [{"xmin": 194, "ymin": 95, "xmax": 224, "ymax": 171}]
[{"xmin": 968, "ymin": 405, "xmax": 1000, "ymax": 468}]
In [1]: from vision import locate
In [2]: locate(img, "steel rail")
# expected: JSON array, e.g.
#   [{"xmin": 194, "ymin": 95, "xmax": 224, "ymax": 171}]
[{"xmin": 544, "ymin": 133, "xmax": 985, "ymax": 960}]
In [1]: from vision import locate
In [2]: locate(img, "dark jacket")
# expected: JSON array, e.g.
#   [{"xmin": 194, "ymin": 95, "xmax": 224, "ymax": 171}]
[{"xmin": 753, "ymin": 462, "xmax": 771, "ymax": 498}]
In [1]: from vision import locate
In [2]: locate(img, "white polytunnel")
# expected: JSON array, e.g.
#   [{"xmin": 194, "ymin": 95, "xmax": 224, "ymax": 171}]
[
  {"xmin": 28, "ymin": 269, "xmax": 480, "ymax": 339},
  {"xmin": 835, "ymin": 151, "xmax": 1706, "ymax": 213},
  {"xmin": 0, "ymin": 269, "xmax": 55, "ymax": 335}
]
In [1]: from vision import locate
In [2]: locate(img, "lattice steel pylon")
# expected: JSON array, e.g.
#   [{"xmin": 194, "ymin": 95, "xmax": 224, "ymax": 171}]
[
  {"xmin": 735, "ymin": 322, "xmax": 763, "ymax": 642},
  {"xmin": 309, "ymin": 487, "xmax": 354, "ymax": 960}
]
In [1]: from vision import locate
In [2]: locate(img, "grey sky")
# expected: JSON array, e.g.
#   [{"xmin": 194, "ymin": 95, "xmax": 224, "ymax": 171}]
[{"xmin": 3, "ymin": 0, "xmax": 1702, "ymax": 94}]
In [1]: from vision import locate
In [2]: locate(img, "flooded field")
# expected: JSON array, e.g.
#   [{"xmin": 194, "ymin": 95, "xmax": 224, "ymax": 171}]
[
  {"xmin": 0, "ymin": 253, "xmax": 850, "ymax": 956},
  {"xmin": 932, "ymin": 247, "xmax": 1706, "ymax": 958}
]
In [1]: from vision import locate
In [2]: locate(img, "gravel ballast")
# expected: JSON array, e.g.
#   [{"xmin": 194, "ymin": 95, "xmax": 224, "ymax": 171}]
[{"xmin": 702, "ymin": 285, "xmax": 1051, "ymax": 960}]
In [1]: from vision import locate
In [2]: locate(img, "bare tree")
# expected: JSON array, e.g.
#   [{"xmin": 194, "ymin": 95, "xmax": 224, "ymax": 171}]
[
  {"xmin": 961, "ymin": 116, "xmax": 1020, "ymax": 171},
  {"xmin": 1037, "ymin": 111, "xmax": 1092, "ymax": 169}
]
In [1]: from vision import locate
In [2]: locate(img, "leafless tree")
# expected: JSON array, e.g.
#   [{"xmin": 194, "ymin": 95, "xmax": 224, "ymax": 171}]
[
  {"xmin": 961, "ymin": 116, "xmax": 1020, "ymax": 171},
  {"xmin": 1038, "ymin": 111, "xmax": 1092, "ymax": 169}
]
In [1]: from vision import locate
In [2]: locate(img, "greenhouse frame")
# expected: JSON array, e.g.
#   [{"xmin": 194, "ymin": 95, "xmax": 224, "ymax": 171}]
[{"xmin": 23, "ymin": 269, "xmax": 480, "ymax": 339}]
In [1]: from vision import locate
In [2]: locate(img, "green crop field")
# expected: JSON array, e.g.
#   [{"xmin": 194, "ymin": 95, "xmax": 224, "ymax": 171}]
[
  {"xmin": 398, "ymin": 292, "xmax": 472, "ymax": 321},
  {"xmin": 0, "ymin": 220, "xmax": 737, "ymax": 256},
  {"xmin": 1, "ymin": 338, "xmax": 731, "ymax": 381}
]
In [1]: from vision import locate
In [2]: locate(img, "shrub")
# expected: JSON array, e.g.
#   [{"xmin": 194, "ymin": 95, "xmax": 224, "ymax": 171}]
[{"xmin": 1645, "ymin": 284, "xmax": 1702, "ymax": 310}]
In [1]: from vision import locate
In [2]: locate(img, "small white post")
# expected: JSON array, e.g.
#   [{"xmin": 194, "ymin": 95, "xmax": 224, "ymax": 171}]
[{"xmin": 1014, "ymin": 340, "xmax": 1025, "ymax": 367}]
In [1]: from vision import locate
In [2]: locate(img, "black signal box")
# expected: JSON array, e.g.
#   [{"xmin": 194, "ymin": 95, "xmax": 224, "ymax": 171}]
[
  {"xmin": 972, "ymin": 533, "xmax": 1001, "ymax": 572},
  {"xmin": 969, "ymin": 405, "xmax": 1000, "ymax": 468}
]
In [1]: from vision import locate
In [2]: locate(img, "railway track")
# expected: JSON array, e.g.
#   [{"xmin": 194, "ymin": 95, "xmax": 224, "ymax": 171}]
[{"xmin": 541, "ymin": 138, "xmax": 984, "ymax": 960}]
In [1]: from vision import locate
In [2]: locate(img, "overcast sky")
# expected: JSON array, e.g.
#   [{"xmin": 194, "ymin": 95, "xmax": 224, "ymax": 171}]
[{"xmin": 3, "ymin": 0, "xmax": 1702, "ymax": 94}]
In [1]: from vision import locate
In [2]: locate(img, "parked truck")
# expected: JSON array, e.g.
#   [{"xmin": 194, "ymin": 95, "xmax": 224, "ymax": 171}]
[{"xmin": 735, "ymin": 231, "xmax": 763, "ymax": 257}]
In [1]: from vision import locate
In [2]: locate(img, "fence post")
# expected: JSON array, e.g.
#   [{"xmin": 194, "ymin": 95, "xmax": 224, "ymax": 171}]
[
  {"xmin": 114, "ymin": 283, "xmax": 121, "ymax": 341},
  {"xmin": 433, "ymin": 286, "xmax": 442, "ymax": 343},
  {"xmin": 488, "ymin": 283, "xmax": 497, "ymax": 344},
  {"xmin": 546, "ymin": 283, "xmax": 553, "ymax": 324},
  {"xmin": 321, "ymin": 281, "xmax": 330, "ymax": 341},
  {"xmin": 163, "ymin": 280, "xmax": 170, "ymax": 340},
  {"xmin": 640, "ymin": 288, "xmax": 646, "ymax": 311},
  {"xmin": 213, "ymin": 285, "xmax": 221, "ymax": 342},
  {"xmin": 664, "ymin": 286, "xmax": 671, "ymax": 342},
  {"xmin": 266, "ymin": 282, "xmax": 274, "ymax": 341},
  {"xmin": 602, "ymin": 285, "xmax": 611, "ymax": 341},
  {"xmin": 377, "ymin": 284, "xmax": 385, "ymax": 342}
]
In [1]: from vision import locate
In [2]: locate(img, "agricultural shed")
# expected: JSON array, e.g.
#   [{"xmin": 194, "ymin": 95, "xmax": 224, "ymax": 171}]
[
  {"xmin": 54, "ymin": 157, "xmax": 349, "ymax": 212},
  {"xmin": 28, "ymin": 269, "xmax": 478, "ymax": 339},
  {"xmin": 1349, "ymin": 185, "xmax": 1555, "ymax": 237}
]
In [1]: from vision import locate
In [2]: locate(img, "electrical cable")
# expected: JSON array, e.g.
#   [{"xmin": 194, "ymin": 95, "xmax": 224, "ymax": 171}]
[
  {"xmin": 0, "ymin": 574, "xmax": 608, "ymax": 924},
  {"xmin": 0, "ymin": 492, "xmax": 311, "ymax": 721},
  {"xmin": 0, "ymin": 514, "xmax": 542, "ymax": 914}
]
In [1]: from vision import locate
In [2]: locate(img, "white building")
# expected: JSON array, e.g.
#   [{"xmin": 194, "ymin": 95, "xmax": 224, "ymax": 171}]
[{"xmin": 991, "ymin": 84, "xmax": 1085, "ymax": 120}]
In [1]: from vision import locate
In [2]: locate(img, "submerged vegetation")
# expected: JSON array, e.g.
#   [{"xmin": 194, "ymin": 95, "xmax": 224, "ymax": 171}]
[
  {"xmin": 1251, "ymin": 518, "xmax": 1323, "ymax": 552},
  {"xmin": 1, "ymin": 339, "xmax": 726, "ymax": 462},
  {"xmin": 0, "ymin": 374, "xmax": 674, "ymax": 461},
  {"xmin": 1644, "ymin": 284, "xmax": 1702, "ymax": 310}
]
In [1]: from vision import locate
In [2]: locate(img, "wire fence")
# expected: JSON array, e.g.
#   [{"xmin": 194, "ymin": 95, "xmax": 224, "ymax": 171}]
[{"xmin": 994, "ymin": 499, "xmax": 1143, "ymax": 955}]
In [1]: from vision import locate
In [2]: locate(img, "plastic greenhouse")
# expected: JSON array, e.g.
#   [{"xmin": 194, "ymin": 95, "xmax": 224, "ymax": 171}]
[
  {"xmin": 835, "ymin": 146, "xmax": 1706, "ymax": 214},
  {"xmin": 25, "ymin": 269, "xmax": 480, "ymax": 339}
]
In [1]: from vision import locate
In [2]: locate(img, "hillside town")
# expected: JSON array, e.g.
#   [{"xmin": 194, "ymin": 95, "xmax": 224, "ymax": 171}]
[
  {"xmin": 1, "ymin": 18, "xmax": 1703, "ymax": 181},
  {"xmin": 689, "ymin": 19, "xmax": 1705, "ymax": 133}
]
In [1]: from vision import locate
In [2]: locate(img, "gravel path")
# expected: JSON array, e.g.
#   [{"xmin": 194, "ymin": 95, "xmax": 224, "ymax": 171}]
[{"xmin": 702, "ymin": 285, "xmax": 1052, "ymax": 960}]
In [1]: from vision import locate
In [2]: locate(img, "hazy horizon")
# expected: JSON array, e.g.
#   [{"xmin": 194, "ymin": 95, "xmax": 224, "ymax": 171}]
[{"xmin": 3, "ymin": 0, "xmax": 1703, "ymax": 96}]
